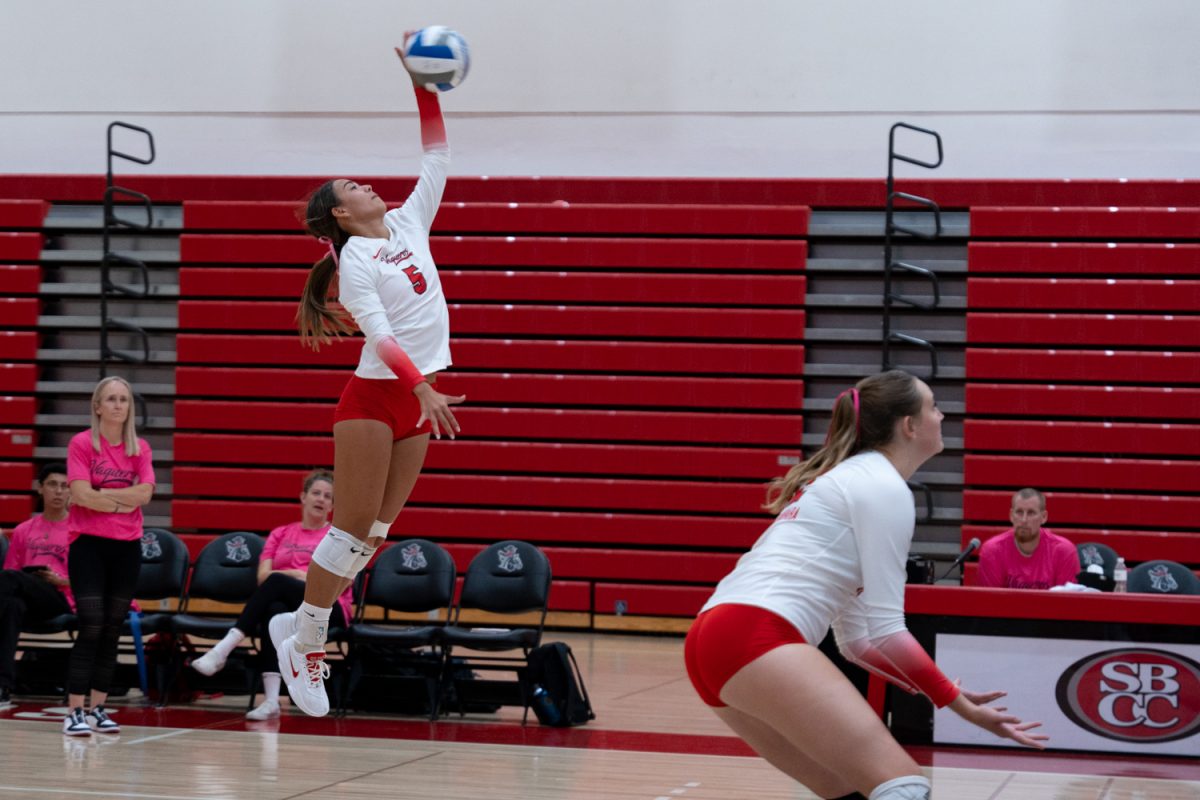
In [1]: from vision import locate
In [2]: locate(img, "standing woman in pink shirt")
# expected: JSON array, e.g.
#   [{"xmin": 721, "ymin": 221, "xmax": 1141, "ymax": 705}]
[
  {"xmin": 63, "ymin": 377, "xmax": 156, "ymax": 736},
  {"xmin": 272, "ymin": 43, "xmax": 464, "ymax": 717}
]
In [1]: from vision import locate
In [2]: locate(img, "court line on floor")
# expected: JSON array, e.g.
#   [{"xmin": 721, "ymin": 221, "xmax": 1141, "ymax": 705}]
[
  {"xmin": 280, "ymin": 751, "xmax": 446, "ymax": 800},
  {"xmin": 610, "ymin": 676, "xmax": 687, "ymax": 702},
  {"xmin": 983, "ymin": 772, "xmax": 1015, "ymax": 800},
  {"xmin": 122, "ymin": 728, "xmax": 197, "ymax": 745},
  {"xmin": 0, "ymin": 787, "xmax": 207, "ymax": 800}
]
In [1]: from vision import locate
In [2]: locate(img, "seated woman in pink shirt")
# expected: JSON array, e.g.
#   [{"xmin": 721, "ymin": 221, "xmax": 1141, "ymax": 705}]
[
  {"xmin": 190, "ymin": 470, "xmax": 352, "ymax": 720},
  {"xmin": 976, "ymin": 488, "xmax": 1081, "ymax": 590}
]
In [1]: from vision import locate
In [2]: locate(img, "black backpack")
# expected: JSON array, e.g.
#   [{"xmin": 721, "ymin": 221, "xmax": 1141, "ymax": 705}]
[{"xmin": 523, "ymin": 642, "xmax": 595, "ymax": 727}]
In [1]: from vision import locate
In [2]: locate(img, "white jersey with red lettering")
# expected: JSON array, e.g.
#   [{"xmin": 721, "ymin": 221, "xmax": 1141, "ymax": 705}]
[
  {"xmin": 337, "ymin": 146, "xmax": 451, "ymax": 379},
  {"xmin": 701, "ymin": 449, "xmax": 958, "ymax": 707}
]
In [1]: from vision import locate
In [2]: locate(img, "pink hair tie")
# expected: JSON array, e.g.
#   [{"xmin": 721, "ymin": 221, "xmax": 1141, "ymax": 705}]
[
  {"xmin": 319, "ymin": 236, "xmax": 339, "ymax": 268},
  {"xmin": 827, "ymin": 387, "xmax": 861, "ymax": 444}
]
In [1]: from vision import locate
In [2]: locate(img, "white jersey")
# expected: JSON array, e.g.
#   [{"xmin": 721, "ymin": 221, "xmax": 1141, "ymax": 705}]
[
  {"xmin": 702, "ymin": 450, "xmax": 913, "ymax": 648},
  {"xmin": 337, "ymin": 146, "xmax": 452, "ymax": 379}
]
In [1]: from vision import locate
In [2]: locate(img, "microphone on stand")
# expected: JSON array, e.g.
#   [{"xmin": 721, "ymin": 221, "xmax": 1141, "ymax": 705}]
[{"xmin": 936, "ymin": 537, "xmax": 981, "ymax": 583}]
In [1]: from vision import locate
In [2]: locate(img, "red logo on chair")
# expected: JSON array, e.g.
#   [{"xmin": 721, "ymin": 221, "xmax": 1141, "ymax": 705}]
[
  {"xmin": 1056, "ymin": 648, "xmax": 1200, "ymax": 743},
  {"xmin": 497, "ymin": 545, "xmax": 523, "ymax": 573}
]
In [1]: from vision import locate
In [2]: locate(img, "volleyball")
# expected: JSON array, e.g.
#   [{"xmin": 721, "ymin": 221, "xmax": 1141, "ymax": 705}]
[{"xmin": 402, "ymin": 26, "xmax": 470, "ymax": 92}]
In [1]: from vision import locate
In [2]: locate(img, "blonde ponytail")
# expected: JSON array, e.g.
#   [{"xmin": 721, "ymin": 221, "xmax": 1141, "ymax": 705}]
[{"xmin": 764, "ymin": 370, "xmax": 922, "ymax": 515}]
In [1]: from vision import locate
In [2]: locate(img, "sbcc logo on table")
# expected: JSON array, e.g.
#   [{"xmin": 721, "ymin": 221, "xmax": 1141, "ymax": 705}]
[{"xmin": 1056, "ymin": 648, "xmax": 1200, "ymax": 743}]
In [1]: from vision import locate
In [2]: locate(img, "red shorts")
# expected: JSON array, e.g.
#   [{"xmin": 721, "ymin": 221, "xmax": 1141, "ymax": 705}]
[
  {"xmin": 684, "ymin": 603, "xmax": 808, "ymax": 707},
  {"xmin": 333, "ymin": 376, "xmax": 432, "ymax": 441}
]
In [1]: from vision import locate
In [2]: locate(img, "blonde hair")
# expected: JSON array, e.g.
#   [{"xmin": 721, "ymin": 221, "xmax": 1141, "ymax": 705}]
[
  {"xmin": 89, "ymin": 376, "xmax": 141, "ymax": 457},
  {"xmin": 764, "ymin": 370, "xmax": 922, "ymax": 514},
  {"xmin": 296, "ymin": 180, "xmax": 355, "ymax": 351}
]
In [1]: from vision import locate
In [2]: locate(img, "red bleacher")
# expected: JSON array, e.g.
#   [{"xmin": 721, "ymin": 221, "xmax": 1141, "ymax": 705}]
[
  {"xmin": 964, "ymin": 200, "xmax": 1200, "ymax": 579},
  {"xmin": 5, "ymin": 175, "xmax": 1200, "ymax": 624}
]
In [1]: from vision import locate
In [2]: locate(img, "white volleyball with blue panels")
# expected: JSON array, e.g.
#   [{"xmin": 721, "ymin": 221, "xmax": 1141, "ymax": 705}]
[{"xmin": 403, "ymin": 26, "xmax": 470, "ymax": 92}]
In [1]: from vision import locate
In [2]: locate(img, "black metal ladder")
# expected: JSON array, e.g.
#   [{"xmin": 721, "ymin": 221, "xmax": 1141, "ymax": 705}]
[{"xmin": 100, "ymin": 121, "xmax": 156, "ymax": 424}]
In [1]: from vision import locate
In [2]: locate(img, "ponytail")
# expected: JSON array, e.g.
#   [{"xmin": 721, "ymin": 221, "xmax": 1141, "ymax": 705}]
[
  {"xmin": 296, "ymin": 252, "xmax": 354, "ymax": 350},
  {"xmin": 296, "ymin": 180, "xmax": 354, "ymax": 351},
  {"xmin": 764, "ymin": 369, "xmax": 922, "ymax": 515}
]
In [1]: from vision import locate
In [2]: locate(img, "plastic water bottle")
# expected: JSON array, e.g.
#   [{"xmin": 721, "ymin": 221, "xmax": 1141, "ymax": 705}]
[
  {"xmin": 1113, "ymin": 557, "xmax": 1127, "ymax": 593},
  {"xmin": 531, "ymin": 684, "xmax": 561, "ymax": 725}
]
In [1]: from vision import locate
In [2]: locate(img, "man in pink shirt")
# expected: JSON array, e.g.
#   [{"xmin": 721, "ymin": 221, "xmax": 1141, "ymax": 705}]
[
  {"xmin": 976, "ymin": 488, "xmax": 1081, "ymax": 590},
  {"xmin": 0, "ymin": 463, "xmax": 74, "ymax": 708}
]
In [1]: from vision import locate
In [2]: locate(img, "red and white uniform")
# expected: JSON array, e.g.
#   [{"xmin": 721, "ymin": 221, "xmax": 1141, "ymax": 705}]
[
  {"xmin": 338, "ymin": 149, "xmax": 450, "ymax": 380},
  {"xmin": 702, "ymin": 450, "xmax": 959, "ymax": 707}
]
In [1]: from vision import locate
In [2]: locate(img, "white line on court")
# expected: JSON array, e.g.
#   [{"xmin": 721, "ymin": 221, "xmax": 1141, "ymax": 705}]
[
  {"xmin": 121, "ymin": 728, "xmax": 196, "ymax": 746},
  {"xmin": 0, "ymin": 787, "xmax": 212, "ymax": 800}
]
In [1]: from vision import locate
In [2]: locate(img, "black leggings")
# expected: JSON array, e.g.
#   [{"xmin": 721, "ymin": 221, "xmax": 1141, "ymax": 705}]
[
  {"xmin": 236, "ymin": 573, "xmax": 346, "ymax": 672},
  {"xmin": 0, "ymin": 569, "xmax": 71, "ymax": 690},
  {"xmin": 66, "ymin": 535, "xmax": 141, "ymax": 697}
]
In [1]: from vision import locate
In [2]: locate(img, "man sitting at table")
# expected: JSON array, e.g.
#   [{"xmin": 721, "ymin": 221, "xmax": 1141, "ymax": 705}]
[{"xmin": 976, "ymin": 488, "xmax": 1080, "ymax": 590}]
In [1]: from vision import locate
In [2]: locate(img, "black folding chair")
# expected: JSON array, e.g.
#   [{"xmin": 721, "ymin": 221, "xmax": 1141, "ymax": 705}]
[
  {"xmin": 342, "ymin": 539, "xmax": 456, "ymax": 717},
  {"xmin": 437, "ymin": 540, "xmax": 551, "ymax": 722},
  {"xmin": 162, "ymin": 532, "xmax": 264, "ymax": 704}
]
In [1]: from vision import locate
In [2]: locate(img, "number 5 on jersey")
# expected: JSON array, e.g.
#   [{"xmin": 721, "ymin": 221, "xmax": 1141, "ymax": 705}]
[{"xmin": 402, "ymin": 265, "xmax": 427, "ymax": 295}]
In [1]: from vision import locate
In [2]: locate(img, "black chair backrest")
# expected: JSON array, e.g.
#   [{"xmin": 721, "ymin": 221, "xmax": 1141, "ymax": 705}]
[
  {"xmin": 1076, "ymin": 542, "xmax": 1119, "ymax": 578},
  {"xmin": 365, "ymin": 538, "xmax": 456, "ymax": 615},
  {"xmin": 458, "ymin": 540, "xmax": 551, "ymax": 614},
  {"xmin": 136, "ymin": 527, "xmax": 189, "ymax": 600},
  {"xmin": 1128, "ymin": 560, "xmax": 1200, "ymax": 596},
  {"xmin": 186, "ymin": 531, "xmax": 265, "ymax": 604}
]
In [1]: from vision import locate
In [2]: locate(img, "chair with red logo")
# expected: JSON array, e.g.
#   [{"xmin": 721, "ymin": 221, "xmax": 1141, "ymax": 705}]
[
  {"xmin": 436, "ymin": 540, "xmax": 551, "ymax": 722},
  {"xmin": 1127, "ymin": 560, "xmax": 1200, "ymax": 596}
]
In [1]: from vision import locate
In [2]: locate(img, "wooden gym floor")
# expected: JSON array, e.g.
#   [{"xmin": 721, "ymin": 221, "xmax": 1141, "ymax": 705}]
[{"xmin": 0, "ymin": 632, "xmax": 1196, "ymax": 799}]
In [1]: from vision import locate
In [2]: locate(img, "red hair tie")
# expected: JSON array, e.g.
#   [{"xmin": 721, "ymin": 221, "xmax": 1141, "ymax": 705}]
[{"xmin": 319, "ymin": 236, "xmax": 339, "ymax": 268}]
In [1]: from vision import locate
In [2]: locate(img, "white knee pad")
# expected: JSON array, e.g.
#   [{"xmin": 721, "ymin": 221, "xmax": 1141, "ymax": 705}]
[
  {"xmin": 311, "ymin": 526, "xmax": 374, "ymax": 579},
  {"xmin": 869, "ymin": 776, "xmax": 930, "ymax": 800},
  {"xmin": 369, "ymin": 520, "xmax": 392, "ymax": 540}
]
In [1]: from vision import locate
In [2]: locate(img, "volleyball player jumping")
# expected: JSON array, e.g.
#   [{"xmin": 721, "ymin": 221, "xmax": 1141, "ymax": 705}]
[
  {"xmin": 274, "ymin": 45, "xmax": 464, "ymax": 716},
  {"xmin": 685, "ymin": 370, "xmax": 1047, "ymax": 800}
]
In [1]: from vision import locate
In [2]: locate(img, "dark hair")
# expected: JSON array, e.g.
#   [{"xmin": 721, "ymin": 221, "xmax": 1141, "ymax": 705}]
[
  {"xmin": 296, "ymin": 180, "xmax": 355, "ymax": 350},
  {"xmin": 1012, "ymin": 487, "xmax": 1046, "ymax": 511},
  {"xmin": 37, "ymin": 462, "xmax": 67, "ymax": 484},
  {"xmin": 765, "ymin": 370, "xmax": 923, "ymax": 514},
  {"xmin": 303, "ymin": 468, "xmax": 334, "ymax": 494}
]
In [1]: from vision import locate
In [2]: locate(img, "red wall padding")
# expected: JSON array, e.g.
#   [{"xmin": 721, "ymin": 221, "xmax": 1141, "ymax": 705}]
[
  {"xmin": 0, "ymin": 200, "xmax": 49, "ymax": 227},
  {"xmin": 171, "ymin": 503, "xmax": 767, "ymax": 549},
  {"xmin": 965, "ymin": 384, "xmax": 1200, "ymax": 419},
  {"xmin": 963, "ymin": 420, "xmax": 1200, "ymax": 456},
  {"xmin": 180, "ymin": 233, "xmax": 808, "ymax": 270},
  {"xmin": 967, "ymin": 278, "xmax": 1200, "ymax": 312},
  {"xmin": 0, "ymin": 265, "xmax": 41, "ymax": 294},
  {"xmin": 965, "ymin": 350, "xmax": 1200, "ymax": 384},
  {"xmin": 967, "ymin": 313, "xmax": 1200, "ymax": 347},
  {"xmin": 964, "ymin": 454, "xmax": 1200, "ymax": 493},
  {"xmin": 6, "ymin": 174, "xmax": 1199, "ymax": 206},
  {"xmin": 178, "ymin": 300, "xmax": 806, "ymax": 339},
  {"xmin": 968, "ymin": 242, "xmax": 1200, "ymax": 275},
  {"xmin": 176, "ymin": 369, "xmax": 804, "ymax": 409},
  {"xmin": 971, "ymin": 207, "xmax": 1200, "ymax": 238},
  {"xmin": 174, "ymin": 434, "xmax": 797, "ymax": 480},
  {"xmin": 176, "ymin": 335, "xmax": 806, "ymax": 375},
  {"xmin": 0, "ymin": 365, "xmax": 37, "ymax": 393},
  {"xmin": 183, "ymin": 200, "xmax": 811, "ymax": 236},
  {"xmin": 172, "ymin": 466, "xmax": 765, "ymax": 514},
  {"xmin": 0, "ymin": 233, "xmax": 43, "ymax": 261},
  {"xmin": 179, "ymin": 267, "xmax": 807, "ymax": 306},
  {"xmin": 964, "ymin": 490, "xmax": 1200, "ymax": 528}
]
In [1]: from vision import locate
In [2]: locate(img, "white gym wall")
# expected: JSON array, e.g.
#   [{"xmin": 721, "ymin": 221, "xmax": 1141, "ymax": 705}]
[{"xmin": 1, "ymin": 0, "xmax": 1197, "ymax": 177}]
